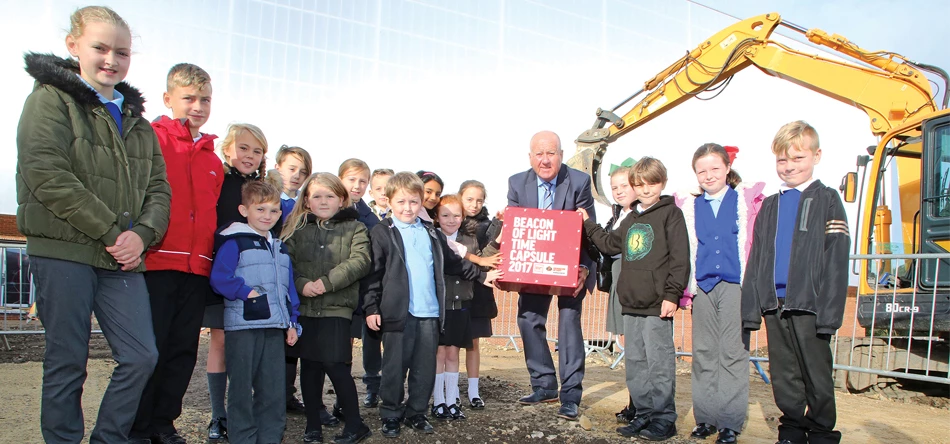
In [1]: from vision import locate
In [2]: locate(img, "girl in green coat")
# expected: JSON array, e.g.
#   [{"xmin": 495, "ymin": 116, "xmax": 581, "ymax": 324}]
[
  {"xmin": 16, "ymin": 6, "xmax": 170, "ymax": 443},
  {"xmin": 282, "ymin": 173, "xmax": 372, "ymax": 444}
]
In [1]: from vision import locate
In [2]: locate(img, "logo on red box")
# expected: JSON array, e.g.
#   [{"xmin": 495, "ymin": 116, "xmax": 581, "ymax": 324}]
[{"xmin": 496, "ymin": 207, "xmax": 582, "ymax": 296}]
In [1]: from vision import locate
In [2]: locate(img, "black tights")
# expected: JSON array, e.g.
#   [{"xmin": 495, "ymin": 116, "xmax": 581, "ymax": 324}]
[
  {"xmin": 301, "ymin": 359, "xmax": 361, "ymax": 433},
  {"xmin": 286, "ymin": 356, "xmax": 298, "ymax": 396}
]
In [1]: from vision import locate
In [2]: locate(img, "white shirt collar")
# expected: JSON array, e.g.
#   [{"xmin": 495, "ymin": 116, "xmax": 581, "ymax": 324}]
[
  {"xmin": 280, "ymin": 191, "xmax": 297, "ymax": 201},
  {"xmin": 76, "ymin": 74, "xmax": 124, "ymax": 108}
]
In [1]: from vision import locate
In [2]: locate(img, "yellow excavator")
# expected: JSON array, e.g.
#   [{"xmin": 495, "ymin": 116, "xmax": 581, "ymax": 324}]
[{"xmin": 566, "ymin": 12, "xmax": 949, "ymax": 390}]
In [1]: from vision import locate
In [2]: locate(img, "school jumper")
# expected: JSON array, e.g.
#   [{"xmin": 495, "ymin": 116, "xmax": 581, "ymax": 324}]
[
  {"xmin": 210, "ymin": 222, "xmax": 301, "ymax": 444},
  {"xmin": 584, "ymin": 195, "xmax": 689, "ymax": 429},
  {"xmin": 741, "ymin": 180, "xmax": 849, "ymax": 444},
  {"xmin": 132, "ymin": 116, "xmax": 224, "ymax": 440},
  {"xmin": 675, "ymin": 182, "xmax": 765, "ymax": 433},
  {"xmin": 285, "ymin": 208, "xmax": 371, "ymax": 435},
  {"xmin": 363, "ymin": 217, "xmax": 486, "ymax": 422},
  {"xmin": 17, "ymin": 53, "xmax": 171, "ymax": 443}
]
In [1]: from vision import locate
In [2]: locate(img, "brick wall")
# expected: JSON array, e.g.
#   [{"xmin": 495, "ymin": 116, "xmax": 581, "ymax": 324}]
[{"xmin": 487, "ymin": 287, "xmax": 864, "ymax": 357}]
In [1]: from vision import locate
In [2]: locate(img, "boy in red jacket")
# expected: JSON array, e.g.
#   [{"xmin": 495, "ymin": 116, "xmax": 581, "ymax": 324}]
[{"xmin": 130, "ymin": 63, "xmax": 224, "ymax": 443}]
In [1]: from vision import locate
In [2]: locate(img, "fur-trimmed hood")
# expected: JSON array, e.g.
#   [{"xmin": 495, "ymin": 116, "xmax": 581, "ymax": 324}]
[{"xmin": 23, "ymin": 52, "xmax": 146, "ymax": 117}]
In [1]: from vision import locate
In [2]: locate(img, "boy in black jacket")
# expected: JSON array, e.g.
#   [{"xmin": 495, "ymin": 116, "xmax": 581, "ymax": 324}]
[
  {"xmin": 363, "ymin": 172, "xmax": 498, "ymax": 438},
  {"xmin": 581, "ymin": 157, "xmax": 689, "ymax": 441},
  {"xmin": 741, "ymin": 121, "xmax": 850, "ymax": 444}
]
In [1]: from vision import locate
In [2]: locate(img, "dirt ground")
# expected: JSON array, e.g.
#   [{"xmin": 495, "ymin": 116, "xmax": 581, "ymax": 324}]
[{"xmin": 0, "ymin": 333, "xmax": 947, "ymax": 444}]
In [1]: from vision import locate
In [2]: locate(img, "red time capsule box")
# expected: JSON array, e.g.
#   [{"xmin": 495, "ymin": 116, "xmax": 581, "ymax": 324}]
[{"xmin": 495, "ymin": 207, "xmax": 582, "ymax": 296}]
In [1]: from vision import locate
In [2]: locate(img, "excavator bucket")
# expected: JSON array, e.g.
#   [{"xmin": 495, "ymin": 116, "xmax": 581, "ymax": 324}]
[{"xmin": 566, "ymin": 136, "xmax": 610, "ymax": 206}]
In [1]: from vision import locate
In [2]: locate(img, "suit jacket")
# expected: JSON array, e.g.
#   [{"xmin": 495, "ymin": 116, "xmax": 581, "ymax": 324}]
[{"xmin": 507, "ymin": 165, "xmax": 597, "ymax": 293}]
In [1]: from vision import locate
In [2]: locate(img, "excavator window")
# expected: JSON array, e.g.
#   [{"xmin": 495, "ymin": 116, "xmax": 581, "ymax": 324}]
[{"xmin": 931, "ymin": 126, "xmax": 950, "ymax": 217}]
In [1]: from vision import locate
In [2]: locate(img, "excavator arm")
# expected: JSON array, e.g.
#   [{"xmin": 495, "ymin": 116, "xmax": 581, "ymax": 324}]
[{"xmin": 569, "ymin": 12, "xmax": 939, "ymax": 205}]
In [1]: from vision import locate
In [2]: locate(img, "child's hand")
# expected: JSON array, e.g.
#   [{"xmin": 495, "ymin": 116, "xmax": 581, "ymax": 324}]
[
  {"xmin": 105, "ymin": 231, "xmax": 145, "ymax": 270},
  {"xmin": 286, "ymin": 327, "xmax": 298, "ymax": 346},
  {"xmin": 313, "ymin": 280, "xmax": 327, "ymax": 295},
  {"xmin": 247, "ymin": 290, "xmax": 261, "ymax": 299},
  {"xmin": 482, "ymin": 269, "xmax": 504, "ymax": 287},
  {"xmin": 660, "ymin": 300, "xmax": 677, "ymax": 318},
  {"xmin": 576, "ymin": 208, "xmax": 590, "ymax": 221},
  {"xmin": 572, "ymin": 266, "xmax": 590, "ymax": 297},
  {"xmin": 301, "ymin": 281, "xmax": 319, "ymax": 297},
  {"xmin": 366, "ymin": 314, "xmax": 382, "ymax": 331},
  {"xmin": 495, "ymin": 210, "xmax": 505, "ymax": 221},
  {"xmin": 473, "ymin": 253, "xmax": 502, "ymax": 268}
]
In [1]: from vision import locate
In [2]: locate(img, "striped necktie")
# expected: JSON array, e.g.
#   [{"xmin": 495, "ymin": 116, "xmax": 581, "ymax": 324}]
[{"xmin": 541, "ymin": 181, "xmax": 554, "ymax": 210}]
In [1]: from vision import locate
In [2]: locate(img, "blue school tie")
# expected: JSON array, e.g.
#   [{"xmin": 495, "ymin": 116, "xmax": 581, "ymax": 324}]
[
  {"xmin": 541, "ymin": 181, "xmax": 554, "ymax": 210},
  {"xmin": 104, "ymin": 102, "xmax": 123, "ymax": 134}
]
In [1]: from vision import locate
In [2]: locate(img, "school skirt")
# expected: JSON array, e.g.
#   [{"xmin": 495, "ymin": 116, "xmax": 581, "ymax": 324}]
[
  {"xmin": 468, "ymin": 316, "xmax": 493, "ymax": 339},
  {"xmin": 350, "ymin": 313, "xmax": 365, "ymax": 339},
  {"xmin": 287, "ymin": 316, "xmax": 353, "ymax": 364},
  {"xmin": 439, "ymin": 308, "xmax": 472, "ymax": 348},
  {"xmin": 202, "ymin": 302, "xmax": 225, "ymax": 329}
]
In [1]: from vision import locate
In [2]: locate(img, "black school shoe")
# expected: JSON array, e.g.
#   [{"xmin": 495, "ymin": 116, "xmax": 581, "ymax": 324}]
[
  {"xmin": 691, "ymin": 423, "xmax": 717, "ymax": 438},
  {"xmin": 303, "ymin": 429, "xmax": 324, "ymax": 443},
  {"xmin": 380, "ymin": 418, "xmax": 401, "ymax": 438},
  {"xmin": 403, "ymin": 414, "xmax": 435, "ymax": 433},
  {"xmin": 150, "ymin": 432, "xmax": 186, "ymax": 444},
  {"xmin": 332, "ymin": 403, "xmax": 345, "ymax": 420},
  {"xmin": 332, "ymin": 423, "xmax": 372, "ymax": 444},
  {"xmin": 448, "ymin": 403, "xmax": 466, "ymax": 420},
  {"xmin": 362, "ymin": 392, "xmax": 379, "ymax": 408},
  {"xmin": 616, "ymin": 402, "xmax": 637, "ymax": 423},
  {"xmin": 639, "ymin": 418, "xmax": 677, "ymax": 441},
  {"xmin": 616, "ymin": 415, "xmax": 651, "ymax": 437},
  {"xmin": 715, "ymin": 428, "xmax": 738, "ymax": 444},
  {"xmin": 469, "ymin": 397, "xmax": 485, "ymax": 410},
  {"xmin": 207, "ymin": 417, "xmax": 228, "ymax": 443},
  {"xmin": 287, "ymin": 395, "xmax": 306, "ymax": 415},
  {"xmin": 431, "ymin": 403, "xmax": 451, "ymax": 420},
  {"xmin": 320, "ymin": 408, "xmax": 341, "ymax": 427}
]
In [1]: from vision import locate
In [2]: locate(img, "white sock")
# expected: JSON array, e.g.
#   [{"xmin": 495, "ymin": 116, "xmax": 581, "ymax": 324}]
[
  {"xmin": 433, "ymin": 373, "xmax": 446, "ymax": 406},
  {"xmin": 468, "ymin": 377, "xmax": 480, "ymax": 401},
  {"xmin": 445, "ymin": 372, "xmax": 460, "ymax": 405}
]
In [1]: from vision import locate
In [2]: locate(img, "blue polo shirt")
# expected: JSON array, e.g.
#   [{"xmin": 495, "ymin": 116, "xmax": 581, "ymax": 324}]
[
  {"xmin": 77, "ymin": 75, "xmax": 124, "ymax": 133},
  {"xmin": 393, "ymin": 217, "xmax": 439, "ymax": 318}
]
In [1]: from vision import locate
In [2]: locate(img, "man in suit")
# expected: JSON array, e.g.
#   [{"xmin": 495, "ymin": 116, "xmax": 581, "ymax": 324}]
[{"xmin": 506, "ymin": 130, "xmax": 596, "ymax": 421}]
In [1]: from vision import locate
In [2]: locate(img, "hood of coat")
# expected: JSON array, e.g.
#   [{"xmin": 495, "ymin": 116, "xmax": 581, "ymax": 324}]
[
  {"xmin": 461, "ymin": 206, "xmax": 490, "ymax": 236},
  {"xmin": 24, "ymin": 52, "xmax": 146, "ymax": 117},
  {"xmin": 219, "ymin": 222, "xmax": 272, "ymax": 240}
]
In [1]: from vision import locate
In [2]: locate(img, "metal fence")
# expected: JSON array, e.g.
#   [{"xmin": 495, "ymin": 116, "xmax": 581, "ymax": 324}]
[
  {"xmin": 2, "ymin": 251, "xmax": 947, "ymax": 389},
  {"xmin": 488, "ymin": 253, "xmax": 950, "ymax": 389}
]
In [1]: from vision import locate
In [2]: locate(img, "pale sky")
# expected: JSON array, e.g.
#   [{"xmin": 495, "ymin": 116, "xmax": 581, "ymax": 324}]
[{"xmin": 2, "ymin": 0, "xmax": 948, "ymax": 225}]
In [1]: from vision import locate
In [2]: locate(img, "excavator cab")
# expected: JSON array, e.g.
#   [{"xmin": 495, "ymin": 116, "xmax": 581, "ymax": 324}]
[{"xmin": 848, "ymin": 112, "xmax": 950, "ymax": 334}]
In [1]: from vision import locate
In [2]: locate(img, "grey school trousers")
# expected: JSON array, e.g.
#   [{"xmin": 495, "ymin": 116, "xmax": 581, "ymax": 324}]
[
  {"xmin": 623, "ymin": 314, "xmax": 676, "ymax": 423},
  {"xmin": 226, "ymin": 328, "xmax": 287, "ymax": 444},
  {"xmin": 691, "ymin": 282, "xmax": 749, "ymax": 431},
  {"xmin": 32, "ymin": 256, "xmax": 159, "ymax": 444},
  {"xmin": 379, "ymin": 316, "xmax": 439, "ymax": 420}
]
